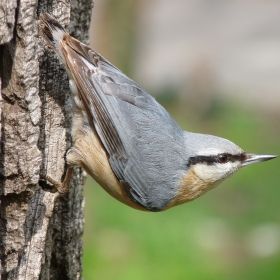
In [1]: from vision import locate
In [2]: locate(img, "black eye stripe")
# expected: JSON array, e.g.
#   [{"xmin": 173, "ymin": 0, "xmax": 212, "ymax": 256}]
[{"xmin": 188, "ymin": 153, "xmax": 246, "ymax": 166}]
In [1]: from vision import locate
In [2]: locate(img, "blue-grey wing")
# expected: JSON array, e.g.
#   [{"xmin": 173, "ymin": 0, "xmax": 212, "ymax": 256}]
[{"xmin": 62, "ymin": 35, "xmax": 187, "ymax": 211}]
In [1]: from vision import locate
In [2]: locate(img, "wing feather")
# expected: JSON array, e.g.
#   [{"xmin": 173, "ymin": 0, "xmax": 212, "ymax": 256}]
[{"xmin": 62, "ymin": 43, "xmax": 127, "ymax": 159}]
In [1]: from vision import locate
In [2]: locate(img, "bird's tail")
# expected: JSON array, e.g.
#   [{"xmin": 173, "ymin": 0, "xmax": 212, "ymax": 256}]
[{"xmin": 38, "ymin": 13, "xmax": 68, "ymax": 62}]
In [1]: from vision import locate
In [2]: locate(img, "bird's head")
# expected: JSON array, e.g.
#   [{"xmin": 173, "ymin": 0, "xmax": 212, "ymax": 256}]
[{"xmin": 184, "ymin": 133, "xmax": 277, "ymax": 184}]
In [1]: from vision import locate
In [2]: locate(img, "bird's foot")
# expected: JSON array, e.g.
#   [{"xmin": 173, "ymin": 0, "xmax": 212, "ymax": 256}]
[{"xmin": 41, "ymin": 167, "xmax": 73, "ymax": 194}]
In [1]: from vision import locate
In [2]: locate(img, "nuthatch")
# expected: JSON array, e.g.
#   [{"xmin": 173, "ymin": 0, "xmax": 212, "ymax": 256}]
[{"xmin": 39, "ymin": 13, "xmax": 277, "ymax": 212}]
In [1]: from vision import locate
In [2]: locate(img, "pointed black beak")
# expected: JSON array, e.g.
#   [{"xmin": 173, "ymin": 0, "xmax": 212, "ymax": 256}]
[{"xmin": 242, "ymin": 153, "xmax": 278, "ymax": 167}]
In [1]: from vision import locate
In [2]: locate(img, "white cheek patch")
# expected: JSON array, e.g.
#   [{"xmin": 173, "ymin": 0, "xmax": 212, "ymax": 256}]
[{"xmin": 193, "ymin": 162, "xmax": 240, "ymax": 183}]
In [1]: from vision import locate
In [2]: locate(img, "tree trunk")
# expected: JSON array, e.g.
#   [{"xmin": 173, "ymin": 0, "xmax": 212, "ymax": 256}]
[{"xmin": 0, "ymin": 0, "xmax": 93, "ymax": 279}]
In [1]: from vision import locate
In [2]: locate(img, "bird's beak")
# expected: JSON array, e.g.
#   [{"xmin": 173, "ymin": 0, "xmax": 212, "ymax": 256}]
[{"xmin": 242, "ymin": 153, "xmax": 278, "ymax": 167}]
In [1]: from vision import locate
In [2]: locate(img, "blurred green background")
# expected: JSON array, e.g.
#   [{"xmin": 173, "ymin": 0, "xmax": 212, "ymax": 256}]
[{"xmin": 83, "ymin": 1, "xmax": 280, "ymax": 279}]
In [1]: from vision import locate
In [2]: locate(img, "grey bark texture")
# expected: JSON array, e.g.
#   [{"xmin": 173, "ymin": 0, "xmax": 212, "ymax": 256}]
[{"xmin": 0, "ymin": 0, "xmax": 93, "ymax": 279}]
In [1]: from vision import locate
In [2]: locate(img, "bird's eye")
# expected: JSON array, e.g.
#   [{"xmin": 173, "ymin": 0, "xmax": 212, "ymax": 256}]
[{"xmin": 218, "ymin": 154, "xmax": 228, "ymax": 163}]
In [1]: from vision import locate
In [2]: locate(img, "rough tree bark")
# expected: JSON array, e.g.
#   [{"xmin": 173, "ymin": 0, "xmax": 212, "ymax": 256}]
[{"xmin": 0, "ymin": 0, "xmax": 93, "ymax": 279}]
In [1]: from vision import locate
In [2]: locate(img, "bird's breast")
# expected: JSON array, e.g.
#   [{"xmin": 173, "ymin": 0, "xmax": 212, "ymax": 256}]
[{"xmin": 165, "ymin": 167, "xmax": 217, "ymax": 209}]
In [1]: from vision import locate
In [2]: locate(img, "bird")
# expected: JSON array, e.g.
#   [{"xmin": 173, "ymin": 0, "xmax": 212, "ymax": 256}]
[{"xmin": 38, "ymin": 13, "xmax": 277, "ymax": 212}]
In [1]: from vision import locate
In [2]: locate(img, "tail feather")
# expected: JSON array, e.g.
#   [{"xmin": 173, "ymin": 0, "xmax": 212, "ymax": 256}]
[{"xmin": 39, "ymin": 13, "xmax": 67, "ymax": 62}]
